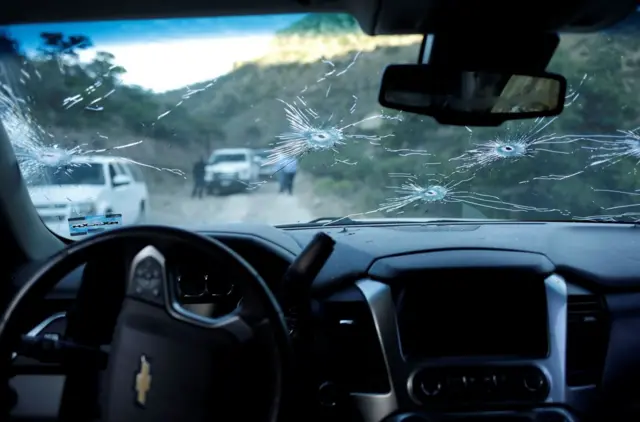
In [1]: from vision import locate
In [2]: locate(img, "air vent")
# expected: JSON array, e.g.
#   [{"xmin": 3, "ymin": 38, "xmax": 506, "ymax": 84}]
[
  {"xmin": 566, "ymin": 294, "xmax": 609, "ymax": 386},
  {"xmin": 320, "ymin": 287, "xmax": 390, "ymax": 394}
]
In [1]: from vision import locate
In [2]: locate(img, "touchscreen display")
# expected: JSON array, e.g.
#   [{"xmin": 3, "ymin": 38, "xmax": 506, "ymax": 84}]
[{"xmin": 397, "ymin": 276, "xmax": 548, "ymax": 358}]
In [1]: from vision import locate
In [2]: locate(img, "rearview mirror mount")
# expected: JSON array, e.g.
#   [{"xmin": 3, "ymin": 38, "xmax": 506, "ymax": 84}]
[{"xmin": 378, "ymin": 64, "xmax": 567, "ymax": 127}]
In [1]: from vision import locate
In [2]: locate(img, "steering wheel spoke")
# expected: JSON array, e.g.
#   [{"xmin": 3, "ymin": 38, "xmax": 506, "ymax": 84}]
[
  {"xmin": 126, "ymin": 245, "xmax": 167, "ymax": 307},
  {"xmin": 103, "ymin": 298, "xmax": 250, "ymax": 421}
]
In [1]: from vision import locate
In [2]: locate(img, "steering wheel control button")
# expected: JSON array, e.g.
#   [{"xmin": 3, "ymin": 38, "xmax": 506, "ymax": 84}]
[
  {"xmin": 134, "ymin": 258, "xmax": 162, "ymax": 291},
  {"xmin": 127, "ymin": 246, "xmax": 167, "ymax": 306}
]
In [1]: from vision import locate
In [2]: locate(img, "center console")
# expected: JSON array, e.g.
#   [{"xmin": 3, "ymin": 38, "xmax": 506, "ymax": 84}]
[
  {"xmin": 397, "ymin": 276, "xmax": 552, "ymax": 408},
  {"xmin": 346, "ymin": 272, "xmax": 570, "ymax": 422}
]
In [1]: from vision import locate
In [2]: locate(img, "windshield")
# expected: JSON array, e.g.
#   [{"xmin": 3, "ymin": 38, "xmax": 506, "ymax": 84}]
[
  {"xmin": 31, "ymin": 164, "xmax": 106, "ymax": 186},
  {"xmin": 1, "ymin": 12, "xmax": 640, "ymax": 238},
  {"xmin": 210, "ymin": 153, "xmax": 248, "ymax": 164},
  {"xmin": 256, "ymin": 151, "xmax": 271, "ymax": 160}
]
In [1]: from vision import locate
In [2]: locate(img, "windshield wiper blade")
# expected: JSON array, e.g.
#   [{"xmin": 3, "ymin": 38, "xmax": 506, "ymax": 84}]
[
  {"xmin": 306, "ymin": 216, "xmax": 357, "ymax": 225},
  {"xmin": 309, "ymin": 217, "xmax": 509, "ymax": 225},
  {"xmin": 278, "ymin": 217, "xmax": 510, "ymax": 229}
]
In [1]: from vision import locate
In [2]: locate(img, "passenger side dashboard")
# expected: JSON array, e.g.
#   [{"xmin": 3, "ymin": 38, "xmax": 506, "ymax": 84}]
[{"xmin": 314, "ymin": 264, "xmax": 607, "ymax": 422}]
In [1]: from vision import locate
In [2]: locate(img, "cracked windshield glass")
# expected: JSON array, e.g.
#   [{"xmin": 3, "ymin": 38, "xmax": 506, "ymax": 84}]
[{"xmin": 1, "ymin": 11, "xmax": 640, "ymax": 238}]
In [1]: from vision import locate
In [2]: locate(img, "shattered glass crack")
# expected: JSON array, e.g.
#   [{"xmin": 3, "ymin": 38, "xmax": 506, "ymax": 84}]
[
  {"xmin": 583, "ymin": 127, "xmax": 640, "ymax": 168},
  {"xmin": 1, "ymin": 76, "xmax": 186, "ymax": 190},
  {"xmin": 450, "ymin": 117, "xmax": 584, "ymax": 179},
  {"xmin": 574, "ymin": 188, "xmax": 640, "ymax": 222},
  {"xmin": 264, "ymin": 98, "xmax": 400, "ymax": 170},
  {"xmin": 347, "ymin": 173, "xmax": 568, "ymax": 219},
  {"xmin": 263, "ymin": 50, "xmax": 401, "ymax": 171}
]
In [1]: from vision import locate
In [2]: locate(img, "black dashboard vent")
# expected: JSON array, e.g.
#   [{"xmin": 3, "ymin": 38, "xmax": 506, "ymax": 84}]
[
  {"xmin": 566, "ymin": 294, "xmax": 609, "ymax": 387},
  {"xmin": 319, "ymin": 287, "xmax": 390, "ymax": 394}
]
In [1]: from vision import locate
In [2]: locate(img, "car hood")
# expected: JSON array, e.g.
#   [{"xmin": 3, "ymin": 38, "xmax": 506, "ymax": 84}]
[
  {"xmin": 28, "ymin": 185, "xmax": 105, "ymax": 205},
  {"xmin": 206, "ymin": 162, "xmax": 249, "ymax": 173}
]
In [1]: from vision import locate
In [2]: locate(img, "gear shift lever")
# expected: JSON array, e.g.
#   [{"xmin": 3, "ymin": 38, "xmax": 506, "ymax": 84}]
[{"xmin": 280, "ymin": 231, "xmax": 335, "ymax": 303}]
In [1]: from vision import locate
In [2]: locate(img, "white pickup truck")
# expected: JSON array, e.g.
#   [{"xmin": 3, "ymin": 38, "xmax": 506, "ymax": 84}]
[
  {"xmin": 27, "ymin": 155, "xmax": 149, "ymax": 237},
  {"xmin": 204, "ymin": 148, "xmax": 260, "ymax": 195}
]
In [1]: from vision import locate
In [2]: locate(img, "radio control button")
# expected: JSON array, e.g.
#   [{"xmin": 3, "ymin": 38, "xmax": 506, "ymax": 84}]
[
  {"xmin": 481, "ymin": 374, "xmax": 498, "ymax": 392},
  {"xmin": 412, "ymin": 366, "xmax": 547, "ymax": 404},
  {"xmin": 413, "ymin": 371, "xmax": 445, "ymax": 400},
  {"xmin": 523, "ymin": 371, "xmax": 546, "ymax": 392},
  {"xmin": 446, "ymin": 375, "xmax": 468, "ymax": 395},
  {"xmin": 419, "ymin": 379, "xmax": 442, "ymax": 397}
]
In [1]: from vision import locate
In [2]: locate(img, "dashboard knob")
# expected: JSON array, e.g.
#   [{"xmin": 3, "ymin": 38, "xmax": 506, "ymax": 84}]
[
  {"xmin": 318, "ymin": 381, "xmax": 340, "ymax": 407},
  {"xmin": 523, "ymin": 371, "xmax": 546, "ymax": 392},
  {"xmin": 419, "ymin": 377, "xmax": 443, "ymax": 397}
]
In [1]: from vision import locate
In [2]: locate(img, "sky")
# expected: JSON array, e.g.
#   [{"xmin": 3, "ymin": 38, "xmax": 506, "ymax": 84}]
[{"xmin": 1, "ymin": 15, "xmax": 305, "ymax": 92}]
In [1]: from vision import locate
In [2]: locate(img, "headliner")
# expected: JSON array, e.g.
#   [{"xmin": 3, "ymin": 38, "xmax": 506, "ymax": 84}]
[{"xmin": 0, "ymin": 0, "xmax": 637, "ymax": 35}]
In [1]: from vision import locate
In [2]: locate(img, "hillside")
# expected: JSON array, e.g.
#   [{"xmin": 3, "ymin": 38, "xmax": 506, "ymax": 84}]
[
  {"xmin": 159, "ymin": 41, "xmax": 419, "ymax": 146},
  {"xmin": 153, "ymin": 13, "xmax": 423, "ymax": 162},
  {"xmin": 276, "ymin": 13, "xmax": 361, "ymax": 35}
]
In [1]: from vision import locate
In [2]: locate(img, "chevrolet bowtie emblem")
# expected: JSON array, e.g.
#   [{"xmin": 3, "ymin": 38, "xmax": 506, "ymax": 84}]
[{"xmin": 135, "ymin": 355, "xmax": 152, "ymax": 407}]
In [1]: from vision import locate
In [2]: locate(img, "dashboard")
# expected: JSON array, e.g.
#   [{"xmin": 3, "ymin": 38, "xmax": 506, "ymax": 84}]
[{"xmin": 9, "ymin": 220, "xmax": 640, "ymax": 422}]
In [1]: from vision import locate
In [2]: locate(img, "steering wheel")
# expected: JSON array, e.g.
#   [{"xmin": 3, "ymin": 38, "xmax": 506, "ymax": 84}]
[{"xmin": 0, "ymin": 226, "xmax": 292, "ymax": 422}]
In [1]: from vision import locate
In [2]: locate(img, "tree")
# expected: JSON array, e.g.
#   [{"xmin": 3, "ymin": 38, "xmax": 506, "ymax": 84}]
[
  {"xmin": 0, "ymin": 32, "xmax": 19, "ymax": 55},
  {"xmin": 38, "ymin": 32, "xmax": 92, "ymax": 58},
  {"xmin": 86, "ymin": 51, "xmax": 126, "ymax": 80},
  {"xmin": 0, "ymin": 33, "xmax": 28, "ymax": 99}
]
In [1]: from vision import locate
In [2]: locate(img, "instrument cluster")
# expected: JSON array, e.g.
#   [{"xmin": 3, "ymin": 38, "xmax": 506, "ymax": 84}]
[
  {"xmin": 170, "ymin": 259, "xmax": 243, "ymax": 317},
  {"xmin": 175, "ymin": 266, "xmax": 235, "ymax": 299}
]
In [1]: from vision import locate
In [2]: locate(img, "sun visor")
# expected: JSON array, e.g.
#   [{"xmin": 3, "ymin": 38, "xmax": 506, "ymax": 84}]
[{"xmin": 358, "ymin": 0, "xmax": 637, "ymax": 35}]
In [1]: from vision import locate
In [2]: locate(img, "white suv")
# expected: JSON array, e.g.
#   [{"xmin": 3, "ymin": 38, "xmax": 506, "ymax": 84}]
[
  {"xmin": 204, "ymin": 148, "xmax": 259, "ymax": 195},
  {"xmin": 27, "ymin": 155, "xmax": 150, "ymax": 237}
]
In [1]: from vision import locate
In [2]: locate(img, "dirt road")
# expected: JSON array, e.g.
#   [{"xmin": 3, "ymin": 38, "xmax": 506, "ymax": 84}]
[{"xmin": 146, "ymin": 179, "xmax": 318, "ymax": 226}]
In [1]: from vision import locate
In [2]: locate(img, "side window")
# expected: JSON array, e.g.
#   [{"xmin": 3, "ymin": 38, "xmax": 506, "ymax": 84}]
[
  {"xmin": 108, "ymin": 164, "xmax": 117, "ymax": 185},
  {"xmin": 128, "ymin": 164, "xmax": 145, "ymax": 182},
  {"xmin": 120, "ymin": 163, "xmax": 133, "ymax": 180},
  {"xmin": 115, "ymin": 163, "xmax": 128, "ymax": 176}
]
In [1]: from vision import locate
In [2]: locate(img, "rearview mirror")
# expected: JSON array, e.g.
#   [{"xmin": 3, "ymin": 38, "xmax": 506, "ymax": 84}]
[
  {"xmin": 112, "ymin": 174, "xmax": 132, "ymax": 187},
  {"xmin": 379, "ymin": 65, "xmax": 567, "ymax": 126}
]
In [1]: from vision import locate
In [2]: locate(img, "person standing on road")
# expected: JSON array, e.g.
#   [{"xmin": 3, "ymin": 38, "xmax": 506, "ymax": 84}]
[
  {"xmin": 191, "ymin": 156, "xmax": 206, "ymax": 199},
  {"xmin": 278, "ymin": 157, "xmax": 298, "ymax": 195},
  {"xmin": 276, "ymin": 155, "xmax": 287, "ymax": 193}
]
